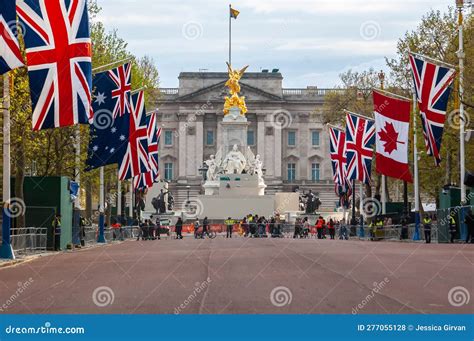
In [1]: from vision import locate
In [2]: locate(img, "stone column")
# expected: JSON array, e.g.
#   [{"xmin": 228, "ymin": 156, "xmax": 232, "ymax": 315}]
[
  {"xmin": 257, "ymin": 114, "xmax": 265, "ymax": 161},
  {"xmin": 178, "ymin": 114, "xmax": 188, "ymax": 179},
  {"xmin": 274, "ymin": 120, "xmax": 282, "ymax": 178},
  {"xmin": 195, "ymin": 115, "xmax": 204, "ymax": 176}
]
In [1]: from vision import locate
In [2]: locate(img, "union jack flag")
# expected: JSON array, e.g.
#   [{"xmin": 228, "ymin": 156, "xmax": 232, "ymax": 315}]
[
  {"xmin": 17, "ymin": 0, "xmax": 92, "ymax": 130},
  {"xmin": 345, "ymin": 112, "xmax": 375, "ymax": 184},
  {"xmin": 110, "ymin": 62, "xmax": 132, "ymax": 118},
  {"xmin": 0, "ymin": 0, "xmax": 24, "ymax": 75},
  {"xmin": 118, "ymin": 90, "xmax": 150, "ymax": 180},
  {"xmin": 329, "ymin": 126, "xmax": 352, "ymax": 199},
  {"xmin": 133, "ymin": 113, "xmax": 162, "ymax": 189},
  {"xmin": 409, "ymin": 52, "xmax": 456, "ymax": 166}
]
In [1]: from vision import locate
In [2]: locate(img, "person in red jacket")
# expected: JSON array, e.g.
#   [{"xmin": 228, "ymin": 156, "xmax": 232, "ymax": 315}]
[{"xmin": 316, "ymin": 216, "xmax": 324, "ymax": 239}]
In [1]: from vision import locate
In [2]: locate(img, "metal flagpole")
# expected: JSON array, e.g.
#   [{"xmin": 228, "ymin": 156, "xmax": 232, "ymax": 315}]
[
  {"xmin": 72, "ymin": 127, "xmax": 81, "ymax": 245},
  {"xmin": 97, "ymin": 167, "xmax": 106, "ymax": 243},
  {"xmin": 129, "ymin": 180, "xmax": 133, "ymax": 220},
  {"xmin": 378, "ymin": 72, "xmax": 387, "ymax": 215},
  {"xmin": 413, "ymin": 91, "xmax": 421, "ymax": 240},
  {"xmin": 229, "ymin": 4, "xmax": 232, "ymax": 65},
  {"xmin": 117, "ymin": 178, "xmax": 121, "ymax": 223},
  {"xmin": 0, "ymin": 73, "xmax": 14, "ymax": 259},
  {"xmin": 359, "ymin": 182, "xmax": 365, "ymax": 238},
  {"xmin": 457, "ymin": 1, "xmax": 466, "ymax": 204}
]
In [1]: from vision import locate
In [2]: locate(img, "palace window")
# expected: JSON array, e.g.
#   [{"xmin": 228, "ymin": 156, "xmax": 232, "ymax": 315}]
[
  {"xmin": 311, "ymin": 163, "xmax": 320, "ymax": 182},
  {"xmin": 164, "ymin": 130, "xmax": 173, "ymax": 146},
  {"xmin": 288, "ymin": 131, "xmax": 296, "ymax": 146},
  {"xmin": 247, "ymin": 130, "xmax": 255, "ymax": 146},
  {"xmin": 164, "ymin": 163, "xmax": 173, "ymax": 181},
  {"xmin": 311, "ymin": 130, "xmax": 320, "ymax": 147},
  {"xmin": 287, "ymin": 163, "xmax": 296, "ymax": 182},
  {"xmin": 206, "ymin": 130, "xmax": 214, "ymax": 146}
]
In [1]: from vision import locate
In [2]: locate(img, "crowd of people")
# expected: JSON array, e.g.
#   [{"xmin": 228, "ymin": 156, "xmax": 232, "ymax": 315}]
[
  {"xmin": 129, "ymin": 208, "xmax": 474, "ymax": 244},
  {"xmin": 180, "ymin": 214, "xmax": 348, "ymax": 240}
]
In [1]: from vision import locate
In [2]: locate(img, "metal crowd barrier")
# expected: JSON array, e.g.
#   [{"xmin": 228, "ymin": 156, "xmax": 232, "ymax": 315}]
[
  {"xmin": 361, "ymin": 224, "xmax": 439, "ymax": 242},
  {"xmin": 10, "ymin": 227, "xmax": 48, "ymax": 254}
]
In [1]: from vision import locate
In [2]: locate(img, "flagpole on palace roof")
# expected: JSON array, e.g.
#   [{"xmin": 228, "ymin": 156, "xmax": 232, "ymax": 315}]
[
  {"xmin": 0, "ymin": 73, "xmax": 15, "ymax": 259},
  {"xmin": 229, "ymin": 4, "xmax": 232, "ymax": 66}
]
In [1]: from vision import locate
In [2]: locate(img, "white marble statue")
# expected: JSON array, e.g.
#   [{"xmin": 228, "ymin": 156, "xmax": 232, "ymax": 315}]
[
  {"xmin": 254, "ymin": 154, "xmax": 264, "ymax": 181},
  {"xmin": 222, "ymin": 145, "xmax": 247, "ymax": 174},
  {"xmin": 205, "ymin": 155, "xmax": 219, "ymax": 181}
]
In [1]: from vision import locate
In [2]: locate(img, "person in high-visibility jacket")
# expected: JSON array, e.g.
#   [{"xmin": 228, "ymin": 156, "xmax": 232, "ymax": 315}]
[
  {"xmin": 225, "ymin": 217, "xmax": 234, "ymax": 238},
  {"xmin": 423, "ymin": 215, "xmax": 432, "ymax": 244},
  {"xmin": 448, "ymin": 213, "xmax": 457, "ymax": 243}
]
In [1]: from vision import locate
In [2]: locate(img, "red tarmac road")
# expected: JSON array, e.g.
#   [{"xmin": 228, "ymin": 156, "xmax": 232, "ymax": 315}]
[{"xmin": 0, "ymin": 236, "xmax": 473, "ymax": 314}]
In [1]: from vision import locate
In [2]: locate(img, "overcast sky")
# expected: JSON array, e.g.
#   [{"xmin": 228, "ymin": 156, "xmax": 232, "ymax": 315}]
[{"xmin": 96, "ymin": 0, "xmax": 454, "ymax": 88}]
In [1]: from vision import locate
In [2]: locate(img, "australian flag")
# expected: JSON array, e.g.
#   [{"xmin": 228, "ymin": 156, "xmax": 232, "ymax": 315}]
[{"xmin": 86, "ymin": 67, "xmax": 130, "ymax": 170}]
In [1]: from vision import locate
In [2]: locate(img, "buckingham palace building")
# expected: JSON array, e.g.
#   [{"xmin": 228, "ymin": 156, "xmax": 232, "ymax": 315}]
[{"xmin": 155, "ymin": 71, "xmax": 340, "ymax": 210}]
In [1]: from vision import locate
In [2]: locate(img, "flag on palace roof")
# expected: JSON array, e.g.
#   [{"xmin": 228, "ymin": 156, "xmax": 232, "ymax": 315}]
[
  {"xmin": 345, "ymin": 112, "xmax": 376, "ymax": 184},
  {"xmin": 373, "ymin": 90, "xmax": 413, "ymax": 183},
  {"xmin": 230, "ymin": 7, "xmax": 240, "ymax": 19},
  {"xmin": 408, "ymin": 52, "xmax": 456, "ymax": 166},
  {"xmin": 17, "ymin": 0, "xmax": 92, "ymax": 130},
  {"xmin": 0, "ymin": 0, "xmax": 24, "ymax": 75},
  {"xmin": 134, "ymin": 112, "xmax": 161, "ymax": 190},
  {"xmin": 86, "ymin": 66, "xmax": 131, "ymax": 171},
  {"xmin": 118, "ymin": 90, "xmax": 150, "ymax": 180}
]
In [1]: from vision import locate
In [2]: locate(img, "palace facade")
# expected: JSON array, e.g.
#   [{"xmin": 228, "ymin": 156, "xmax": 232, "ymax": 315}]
[{"xmin": 155, "ymin": 71, "xmax": 342, "ymax": 209}]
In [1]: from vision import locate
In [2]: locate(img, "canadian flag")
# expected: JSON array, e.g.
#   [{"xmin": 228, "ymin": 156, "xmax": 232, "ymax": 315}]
[{"xmin": 373, "ymin": 90, "xmax": 413, "ymax": 183}]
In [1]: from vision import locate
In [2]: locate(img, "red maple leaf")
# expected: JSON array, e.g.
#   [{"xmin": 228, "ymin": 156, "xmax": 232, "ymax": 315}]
[{"xmin": 378, "ymin": 122, "xmax": 404, "ymax": 154}]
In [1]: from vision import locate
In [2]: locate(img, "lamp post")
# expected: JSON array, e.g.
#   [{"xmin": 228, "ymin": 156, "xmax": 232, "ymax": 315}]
[
  {"xmin": 456, "ymin": 0, "xmax": 467, "ymax": 204},
  {"xmin": 378, "ymin": 70, "xmax": 387, "ymax": 215}
]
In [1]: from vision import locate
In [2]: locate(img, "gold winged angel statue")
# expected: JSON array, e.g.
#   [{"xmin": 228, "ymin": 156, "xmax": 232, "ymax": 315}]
[{"xmin": 223, "ymin": 62, "xmax": 249, "ymax": 116}]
